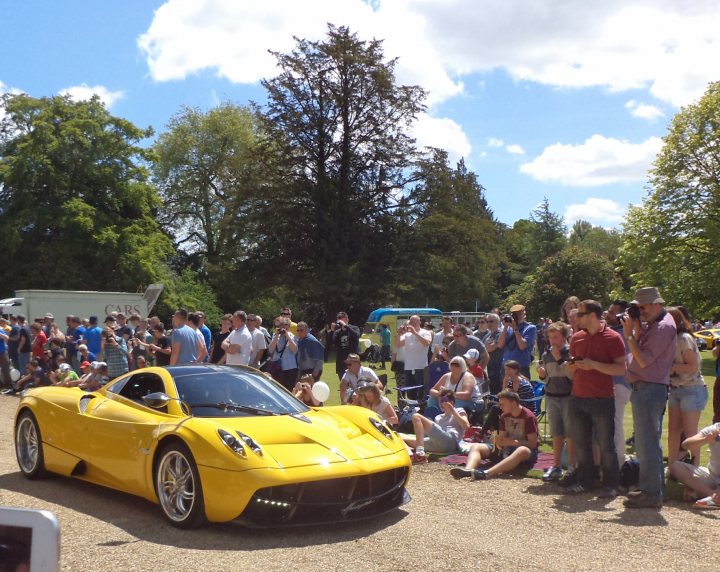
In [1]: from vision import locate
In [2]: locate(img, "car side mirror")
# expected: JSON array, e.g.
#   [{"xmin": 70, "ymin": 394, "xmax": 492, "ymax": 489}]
[{"xmin": 142, "ymin": 392, "xmax": 171, "ymax": 409}]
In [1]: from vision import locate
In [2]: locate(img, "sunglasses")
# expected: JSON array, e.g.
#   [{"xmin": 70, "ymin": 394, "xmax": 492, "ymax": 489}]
[
  {"xmin": 450, "ymin": 362, "xmax": 461, "ymax": 368},
  {"xmin": 453, "ymin": 333, "xmax": 463, "ymax": 337},
  {"xmin": 280, "ymin": 312, "xmax": 290, "ymax": 316},
  {"xmin": 440, "ymin": 396, "xmax": 452, "ymax": 403}
]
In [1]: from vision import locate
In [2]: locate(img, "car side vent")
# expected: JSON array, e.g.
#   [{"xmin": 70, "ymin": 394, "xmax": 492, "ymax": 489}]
[{"xmin": 79, "ymin": 394, "xmax": 96, "ymax": 414}]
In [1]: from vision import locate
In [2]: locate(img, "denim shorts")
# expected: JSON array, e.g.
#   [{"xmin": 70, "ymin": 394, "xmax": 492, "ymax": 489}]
[
  {"xmin": 424, "ymin": 423, "xmax": 459, "ymax": 453},
  {"xmin": 668, "ymin": 384, "xmax": 708, "ymax": 412},
  {"xmin": 501, "ymin": 446, "xmax": 539, "ymax": 471},
  {"xmin": 545, "ymin": 395, "xmax": 571, "ymax": 438}
]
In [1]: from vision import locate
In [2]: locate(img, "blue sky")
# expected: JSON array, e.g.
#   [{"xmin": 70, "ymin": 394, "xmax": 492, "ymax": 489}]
[{"xmin": 2, "ymin": 0, "xmax": 720, "ymax": 227}]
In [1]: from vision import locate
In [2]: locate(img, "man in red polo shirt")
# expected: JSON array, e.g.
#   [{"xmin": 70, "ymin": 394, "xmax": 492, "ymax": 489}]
[{"xmin": 564, "ymin": 299, "xmax": 626, "ymax": 498}]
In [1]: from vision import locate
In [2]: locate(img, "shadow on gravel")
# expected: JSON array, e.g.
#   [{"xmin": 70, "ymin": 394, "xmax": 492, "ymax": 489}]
[
  {"xmin": 0, "ymin": 471, "xmax": 408, "ymax": 550},
  {"xmin": 598, "ymin": 509, "xmax": 668, "ymax": 527},
  {"xmin": 525, "ymin": 483, "xmax": 614, "ymax": 514}
]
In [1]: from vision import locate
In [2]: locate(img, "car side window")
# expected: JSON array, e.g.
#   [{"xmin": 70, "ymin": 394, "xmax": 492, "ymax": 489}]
[{"xmin": 118, "ymin": 373, "xmax": 166, "ymax": 405}]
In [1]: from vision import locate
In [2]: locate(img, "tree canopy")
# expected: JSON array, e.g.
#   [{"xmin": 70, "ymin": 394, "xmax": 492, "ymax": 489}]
[
  {"xmin": 618, "ymin": 81, "xmax": 720, "ymax": 317},
  {"xmin": 0, "ymin": 93, "xmax": 172, "ymax": 293}
]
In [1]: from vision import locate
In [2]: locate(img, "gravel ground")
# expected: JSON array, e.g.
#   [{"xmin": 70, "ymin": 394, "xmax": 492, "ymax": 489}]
[{"xmin": 1, "ymin": 396, "xmax": 718, "ymax": 572}]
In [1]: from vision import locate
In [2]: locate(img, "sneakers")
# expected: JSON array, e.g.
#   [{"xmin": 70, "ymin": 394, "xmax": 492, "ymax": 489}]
[
  {"xmin": 694, "ymin": 496, "xmax": 720, "ymax": 509},
  {"xmin": 411, "ymin": 453, "xmax": 428, "ymax": 465},
  {"xmin": 542, "ymin": 466, "xmax": 563, "ymax": 482},
  {"xmin": 1, "ymin": 388, "xmax": 16, "ymax": 396},
  {"xmin": 450, "ymin": 467, "xmax": 473, "ymax": 479},
  {"xmin": 558, "ymin": 469, "xmax": 578, "ymax": 488},
  {"xmin": 623, "ymin": 492, "xmax": 662, "ymax": 508},
  {"xmin": 563, "ymin": 482, "xmax": 587, "ymax": 494},
  {"xmin": 472, "ymin": 469, "xmax": 488, "ymax": 480}
]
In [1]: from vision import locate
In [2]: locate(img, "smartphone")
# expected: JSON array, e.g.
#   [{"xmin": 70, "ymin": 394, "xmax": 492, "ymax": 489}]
[{"xmin": 0, "ymin": 507, "xmax": 60, "ymax": 571}]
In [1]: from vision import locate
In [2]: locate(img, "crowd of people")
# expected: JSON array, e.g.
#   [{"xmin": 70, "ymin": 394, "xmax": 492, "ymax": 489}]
[{"xmin": 0, "ymin": 288, "xmax": 718, "ymax": 510}]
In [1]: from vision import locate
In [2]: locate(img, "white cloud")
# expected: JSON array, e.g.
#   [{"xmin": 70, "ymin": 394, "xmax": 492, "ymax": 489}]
[
  {"xmin": 625, "ymin": 99, "xmax": 664, "ymax": 120},
  {"xmin": 520, "ymin": 134, "xmax": 663, "ymax": 186},
  {"xmin": 138, "ymin": 1, "xmax": 720, "ymax": 109},
  {"xmin": 564, "ymin": 198, "xmax": 626, "ymax": 225},
  {"xmin": 412, "ymin": 114, "xmax": 471, "ymax": 162},
  {"xmin": 505, "ymin": 144, "xmax": 525, "ymax": 155},
  {"xmin": 487, "ymin": 137, "xmax": 504, "ymax": 148},
  {"xmin": 58, "ymin": 84, "xmax": 124, "ymax": 108}
]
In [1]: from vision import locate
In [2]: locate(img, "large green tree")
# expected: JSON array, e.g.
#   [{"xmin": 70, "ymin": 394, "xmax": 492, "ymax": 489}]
[
  {"xmin": 259, "ymin": 24, "xmax": 426, "ymax": 317},
  {"xmin": 0, "ymin": 94, "xmax": 172, "ymax": 293},
  {"xmin": 152, "ymin": 103, "xmax": 276, "ymax": 309},
  {"xmin": 395, "ymin": 151, "xmax": 504, "ymax": 309},
  {"xmin": 506, "ymin": 246, "xmax": 619, "ymax": 320},
  {"xmin": 568, "ymin": 220, "xmax": 622, "ymax": 260},
  {"xmin": 618, "ymin": 81, "xmax": 720, "ymax": 317}
]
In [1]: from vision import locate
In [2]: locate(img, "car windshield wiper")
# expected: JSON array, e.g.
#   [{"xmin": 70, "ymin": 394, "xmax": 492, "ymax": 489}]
[{"xmin": 189, "ymin": 402, "xmax": 277, "ymax": 416}]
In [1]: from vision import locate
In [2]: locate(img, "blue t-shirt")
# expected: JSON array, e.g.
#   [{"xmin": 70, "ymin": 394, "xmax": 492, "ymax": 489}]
[
  {"xmin": 502, "ymin": 322, "xmax": 537, "ymax": 368},
  {"xmin": 0, "ymin": 331, "xmax": 7, "ymax": 354},
  {"xmin": 84, "ymin": 326, "xmax": 104, "ymax": 355},
  {"xmin": 379, "ymin": 327, "xmax": 391, "ymax": 348},
  {"xmin": 172, "ymin": 325, "xmax": 199, "ymax": 364}
]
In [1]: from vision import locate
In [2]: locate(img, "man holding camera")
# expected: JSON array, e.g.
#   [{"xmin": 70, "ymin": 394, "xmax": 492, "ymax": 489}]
[
  {"xmin": 622, "ymin": 287, "xmax": 676, "ymax": 508},
  {"xmin": 332, "ymin": 312, "xmax": 360, "ymax": 381},
  {"xmin": 497, "ymin": 304, "xmax": 536, "ymax": 378},
  {"xmin": 395, "ymin": 315, "xmax": 433, "ymax": 399}
]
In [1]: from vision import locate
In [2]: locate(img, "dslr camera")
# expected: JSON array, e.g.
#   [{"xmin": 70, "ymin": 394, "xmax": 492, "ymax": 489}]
[
  {"xmin": 502, "ymin": 315, "xmax": 513, "ymax": 324},
  {"xmin": 617, "ymin": 302, "xmax": 641, "ymax": 321}
]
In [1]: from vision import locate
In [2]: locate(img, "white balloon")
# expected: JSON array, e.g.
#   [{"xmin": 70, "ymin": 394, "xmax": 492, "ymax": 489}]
[
  {"xmin": 311, "ymin": 381, "xmax": 330, "ymax": 403},
  {"xmin": 10, "ymin": 368, "xmax": 21, "ymax": 382}
]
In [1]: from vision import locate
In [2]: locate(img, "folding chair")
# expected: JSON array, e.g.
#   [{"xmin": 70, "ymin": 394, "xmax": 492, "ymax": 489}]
[
  {"xmin": 394, "ymin": 362, "xmax": 447, "ymax": 415},
  {"xmin": 528, "ymin": 380, "xmax": 548, "ymax": 442}
]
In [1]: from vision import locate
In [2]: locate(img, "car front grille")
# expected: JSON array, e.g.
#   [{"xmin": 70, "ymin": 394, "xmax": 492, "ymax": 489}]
[{"xmin": 239, "ymin": 466, "xmax": 410, "ymax": 527}]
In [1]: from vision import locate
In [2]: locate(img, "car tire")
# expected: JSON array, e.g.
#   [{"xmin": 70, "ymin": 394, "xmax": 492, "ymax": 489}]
[
  {"xmin": 154, "ymin": 442, "xmax": 207, "ymax": 529},
  {"xmin": 15, "ymin": 410, "xmax": 48, "ymax": 479}
]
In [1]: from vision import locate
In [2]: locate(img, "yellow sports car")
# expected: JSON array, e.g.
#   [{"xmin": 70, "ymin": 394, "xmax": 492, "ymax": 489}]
[
  {"xmin": 14, "ymin": 365, "xmax": 411, "ymax": 528},
  {"xmin": 693, "ymin": 328, "xmax": 720, "ymax": 350}
]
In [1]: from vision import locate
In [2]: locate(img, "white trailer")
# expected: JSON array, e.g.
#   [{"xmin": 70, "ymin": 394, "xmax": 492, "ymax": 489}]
[{"xmin": 0, "ymin": 284, "xmax": 164, "ymax": 320}]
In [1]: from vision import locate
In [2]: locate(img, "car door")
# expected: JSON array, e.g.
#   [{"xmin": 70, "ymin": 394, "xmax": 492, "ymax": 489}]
[{"xmin": 81, "ymin": 371, "xmax": 171, "ymax": 494}]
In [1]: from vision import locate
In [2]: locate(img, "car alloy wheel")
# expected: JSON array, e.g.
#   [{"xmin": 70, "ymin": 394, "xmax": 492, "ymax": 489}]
[
  {"xmin": 155, "ymin": 443, "xmax": 206, "ymax": 528},
  {"xmin": 15, "ymin": 411, "xmax": 47, "ymax": 478}
]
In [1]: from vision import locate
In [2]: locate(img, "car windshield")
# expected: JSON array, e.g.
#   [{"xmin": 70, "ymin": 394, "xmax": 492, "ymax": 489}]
[{"xmin": 171, "ymin": 367, "xmax": 310, "ymax": 418}]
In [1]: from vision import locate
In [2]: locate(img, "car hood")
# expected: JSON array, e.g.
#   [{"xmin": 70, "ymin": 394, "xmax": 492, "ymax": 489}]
[{"xmin": 182, "ymin": 407, "xmax": 404, "ymax": 470}]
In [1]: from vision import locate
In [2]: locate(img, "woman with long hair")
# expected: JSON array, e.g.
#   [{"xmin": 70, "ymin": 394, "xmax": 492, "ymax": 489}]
[{"xmin": 667, "ymin": 306, "xmax": 708, "ymax": 466}]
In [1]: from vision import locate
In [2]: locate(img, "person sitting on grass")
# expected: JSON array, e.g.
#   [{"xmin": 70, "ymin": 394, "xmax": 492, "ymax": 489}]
[
  {"xmin": 669, "ymin": 421, "xmax": 720, "ymax": 509},
  {"xmin": 1, "ymin": 359, "xmax": 49, "ymax": 395},
  {"xmin": 537, "ymin": 321, "xmax": 575, "ymax": 482},
  {"xmin": 402, "ymin": 389, "xmax": 469, "ymax": 464},
  {"xmin": 50, "ymin": 363, "xmax": 80, "ymax": 387},
  {"xmin": 293, "ymin": 373, "xmax": 323, "ymax": 407},
  {"xmin": 340, "ymin": 353, "xmax": 383, "ymax": 404},
  {"xmin": 355, "ymin": 379, "xmax": 398, "ymax": 425},
  {"xmin": 450, "ymin": 390, "xmax": 538, "ymax": 480},
  {"xmin": 426, "ymin": 356, "xmax": 479, "ymax": 413}
]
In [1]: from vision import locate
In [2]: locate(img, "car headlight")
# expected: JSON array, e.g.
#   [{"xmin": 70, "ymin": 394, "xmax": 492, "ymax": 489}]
[
  {"xmin": 218, "ymin": 429, "xmax": 247, "ymax": 458},
  {"xmin": 236, "ymin": 431, "xmax": 264, "ymax": 457},
  {"xmin": 369, "ymin": 417, "xmax": 394, "ymax": 440}
]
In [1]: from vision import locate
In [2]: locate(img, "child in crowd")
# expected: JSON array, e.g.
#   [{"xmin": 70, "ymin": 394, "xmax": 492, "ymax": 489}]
[{"xmin": 537, "ymin": 322, "xmax": 575, "ymax": 482}]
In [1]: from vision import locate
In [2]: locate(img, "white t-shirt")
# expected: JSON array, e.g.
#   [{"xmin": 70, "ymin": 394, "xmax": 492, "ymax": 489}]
[
  {"xmin": 432, "ymin": 330, "xmax": 452, "ymax": 354},
  {"xmin": 401, "ymin": 329, "xmax": 432, "ymax": 370},
  {"xmin": 701, "ymin": 422, "xmax": 720, "ymax": 476},
  {"xmin": 249, "ymin": 329, "xmax": 268, "ymax": 365},
  {"xmin": 342, "ymin": 366, "xmax": 380, "ymax": 390},
  {"xmin": 225, "ymin": 325, "xmax": 253, "ymax": 366}
]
